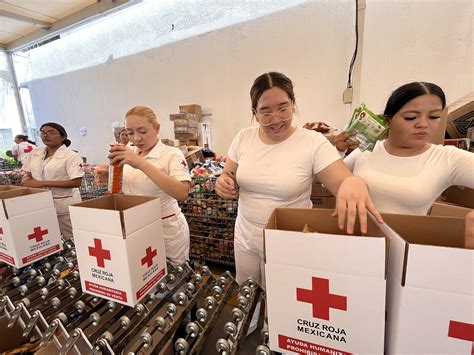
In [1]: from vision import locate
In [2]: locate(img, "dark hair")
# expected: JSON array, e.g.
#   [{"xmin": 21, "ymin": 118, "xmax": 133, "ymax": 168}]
[
  {"xmin": 383, "ymin": 82, "xmax": 446, "ymax": 119},
  {"xmin": 40, "ymin": 122, "xmax": 72, "ymax": 147},
  {"xmin": 15, "ymin": 134, "xmax": 35, "ymax": 145},
  {"xmin": 250, "ymin": 72, "xmax": 296, "ymax": 111}
]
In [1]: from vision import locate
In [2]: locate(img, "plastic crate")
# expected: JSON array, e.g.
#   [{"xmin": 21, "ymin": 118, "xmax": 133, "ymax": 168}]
[
  {"xmin": 79, "ymin": 173, "xmax": 108, "ymax": 201},
  {"xmin": 0, "ymin": 170, "xmax": 22, "ymax": 186},
  {"xmin": 180, "ymin": 176, "xmax": 237, "ymax": 265},
  {"xmin": 189, "ymin": 235, "xmax": 234, "ymax": 266}
]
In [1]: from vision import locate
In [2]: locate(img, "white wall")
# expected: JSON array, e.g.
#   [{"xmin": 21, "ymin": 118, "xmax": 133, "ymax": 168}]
[
  {"xmin": 357, "ymin": 0, "xmax": 473, "ymax": 113},
  {"xmin": 27, "ymin": 0, "xmax": 472, "ymax": 164}
]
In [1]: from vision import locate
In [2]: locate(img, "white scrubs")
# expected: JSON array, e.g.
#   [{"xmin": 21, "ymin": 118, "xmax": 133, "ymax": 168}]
[
  {"xmin": 22, "ymin": 145, "xmax": 84, "ymax": 240},
  {"xmin": 122, "ymin": 140, "xmax": 191, "ymax": 266},
  {"xmin": 12, "ymin": 141, "xmax": 36, "ymax": 165}
]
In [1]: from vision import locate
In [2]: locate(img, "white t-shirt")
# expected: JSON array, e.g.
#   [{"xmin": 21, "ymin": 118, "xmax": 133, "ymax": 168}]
[
  {"xmin": 12, "ymin": 141, "xmax": 36, "ymax": 164},
  {"xmin": 228, "ymin": 126, "xmax": 341, "ymax": 228},
  {"xmin": 22, "ymin": 145, "xmax": 85, "ymax": 200},
  {"xmin": 122, "ymin": 140, "xmax": 191, "ymax": 217},
  {"xmin": 344, "ymin": 140, "xmax": 474, "ymax": 214}
]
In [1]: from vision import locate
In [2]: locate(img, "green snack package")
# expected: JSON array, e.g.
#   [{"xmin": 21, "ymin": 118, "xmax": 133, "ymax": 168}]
[{"xmin": 345, "ymin": 103, "xmax": 388, "ymax": 151}]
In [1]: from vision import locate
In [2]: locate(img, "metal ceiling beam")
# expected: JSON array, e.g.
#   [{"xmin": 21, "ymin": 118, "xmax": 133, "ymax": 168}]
[
  {"xmin": 0, "ymin": 10, "xmax": 52, "ymax": 29},
  {"xmin": 5, "ymin": 0, "xmax": 140, "ymax": 53}
]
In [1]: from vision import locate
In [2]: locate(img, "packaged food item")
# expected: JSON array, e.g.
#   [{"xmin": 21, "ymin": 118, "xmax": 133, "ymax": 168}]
[{"xmin": 345, "ymin": 103, "xmax": 389, "ymax": 151}]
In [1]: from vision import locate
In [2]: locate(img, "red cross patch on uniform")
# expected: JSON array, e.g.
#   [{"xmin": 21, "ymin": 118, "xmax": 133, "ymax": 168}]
[
  {"xmin": 178, "ymin": 158, "xmax": 188, "ymax": 171},
  {"xmin": 78, "ymin": 162, "xmax": 84, "ymax": 171}
]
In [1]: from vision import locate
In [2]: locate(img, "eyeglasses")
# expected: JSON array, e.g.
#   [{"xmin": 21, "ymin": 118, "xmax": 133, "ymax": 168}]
[
  {"xmin": 39, "ymin": 130, "xmax": 61, "ymax": 137},
  {"xmin": 256, "ymin": 104, "xmax": 293, "ymax": 126}
]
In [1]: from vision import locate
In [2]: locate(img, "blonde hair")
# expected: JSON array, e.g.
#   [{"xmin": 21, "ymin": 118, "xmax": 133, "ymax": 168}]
[{"xmin": 125, "ymin": 106, "xmax": 159, "ymax": 127}]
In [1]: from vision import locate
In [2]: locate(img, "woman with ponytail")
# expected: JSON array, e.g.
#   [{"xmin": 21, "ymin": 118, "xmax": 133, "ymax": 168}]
[
  {"xmin": 12, "ymin": 134, "xmax": 36, "ymax": 166},
  {"xmin": 21, "ymin": 122, "xmax": 84, "ymax": 240}
]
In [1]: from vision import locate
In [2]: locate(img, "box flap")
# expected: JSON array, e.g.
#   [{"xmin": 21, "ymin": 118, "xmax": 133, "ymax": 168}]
[
  {"xmin": 69, "ymin": 194, "xmax": 161, "ymax": 237},
  {"xmin": 0, "ymin": 188, "xmax": 54, "ymax": 218},
  {"xmin": 381, "ymin": 214, "xmax": 471, "ymax": 295},
  {"xmin": 264, "ymin": 208, "xmax": 387, "ymax": 279},
  {"xmin": 430, "ymin": 202, "xmax": 471, "ymax": 218},
  {"xmin": 443, "ymin": 186, "xmax": 474, "ymax": 209}
]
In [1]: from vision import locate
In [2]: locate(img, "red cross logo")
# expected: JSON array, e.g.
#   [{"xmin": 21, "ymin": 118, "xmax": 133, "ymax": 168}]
[
  {"xmin": 181, "ymin": 160, "xmax": 187, "ymax": 167},
  {"xmin": 88, "ymin": 238, "xmax": 111, "ymax": 268},
  {"xmin": 141, "ymin": 246, "xmax": 157, "ymax": 268},
  {"xmin": 23, "ymin": 145, "xmax": 33, "ymax": 153},
  {"xmin": 296, "ymin": 277, "xmax": 347, "ymax": 321},
  {"xmin": 28, "ymin": 227, "xmax": 48, "ymax": 243},
  {"xmin": 448, "ymin": 320, "xmax": 474, "ymax": 354}
]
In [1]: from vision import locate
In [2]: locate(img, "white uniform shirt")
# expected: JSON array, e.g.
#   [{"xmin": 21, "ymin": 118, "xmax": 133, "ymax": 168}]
[
  {"xmin": 22, "ymin": 145, "xmax": 84, "ymax": 199},
  {"xmin": 344, "ymin": 140, "xmax": 474, "ymax": 214},
  {"xmin": 12, "ymin": 141, "xmax": 36, "ymax": 164},
  {"xmin": 122, "ymin": 140, "xmax": 191, "ymax": 217},
  {"xmin": 229, "ymin": 126, "xmax": 341, "ymax": 229}
]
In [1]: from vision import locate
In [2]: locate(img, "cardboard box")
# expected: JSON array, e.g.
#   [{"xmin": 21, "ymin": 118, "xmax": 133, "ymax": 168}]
[
  {"xmin": 376, "ymin": 213, "xmax": 472, "ymax": 354},
  {"xmin": 264, "ymin": 208, "xmax": 388, "ymax": 354},
  {"xmin": 0, "ymin": 187, "xmax": 62, "ymax": 267},
  {"xmin": 443, "ymin": 138, "xmax": 470, "ymax": 151},
  {"xmin": 179, "ymin": 104, "xmax": 202, "ymax": 122},
  {"xmin": 445, "ymin": 91, "xmax": 474, "ymax": 138},
  {"xmin": 185, "ymin": 148, "xmax": 205, "ymax": 167},
  {"xmin": 70, "ymin": 194, "xmax": 167, "ymax": 307},
  {"xmin": 442, "ymin": 185, "xmax": 474, "ymax": 209},
  {"xmin": 429, "ymin": 202, "xmax": 472, "ymax": 218}
]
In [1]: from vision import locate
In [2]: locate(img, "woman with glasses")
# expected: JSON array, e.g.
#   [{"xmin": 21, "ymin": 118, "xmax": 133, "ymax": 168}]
[
  {"xmin": 215, "ymin": 72, "xmax": 383, "ymax": 332},
  {"xmin": 108, "ymin": 106, "xmax": 191, "ymax": 266},
  {"xmin": 21, "ymin": 122, "xmax": 84, "ymax": 240}
]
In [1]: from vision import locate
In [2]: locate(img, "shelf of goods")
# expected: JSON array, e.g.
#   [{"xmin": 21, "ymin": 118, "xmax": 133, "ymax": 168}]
[{"xmin": 180, "ymin": 176, "xmax": 237, "ymax": 267}]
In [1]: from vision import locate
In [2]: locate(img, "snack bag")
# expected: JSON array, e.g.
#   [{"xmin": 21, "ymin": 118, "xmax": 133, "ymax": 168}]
[{"xmin": 345, "ymin": 103, "xmax": 388, "ymax": 151}]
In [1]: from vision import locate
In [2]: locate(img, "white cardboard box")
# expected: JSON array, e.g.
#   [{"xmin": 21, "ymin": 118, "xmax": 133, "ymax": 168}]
[
  {"xmin": 0, "ymin": 186, "xmax": 62, "ymax": 268},
  {"xmin": 377, "ymin": 213, "xmax": 473, "ymax": 354},
  {"xmin": 264, "ymin": 208, "xmax": 388, "ymax": 354},
  {"xmin": 69, "ymin": 194, "xmax": 167, "ymax": 307}
]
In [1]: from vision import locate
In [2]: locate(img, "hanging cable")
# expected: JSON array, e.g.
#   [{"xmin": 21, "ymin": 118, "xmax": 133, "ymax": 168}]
[{"xmin": 347, "ymin": 0, "xmax": 359, "ymax": 88}]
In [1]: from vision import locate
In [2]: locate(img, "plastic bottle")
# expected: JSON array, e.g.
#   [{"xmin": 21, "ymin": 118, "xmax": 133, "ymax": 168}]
[{"xmin": 108, "ymin": 144, "xmax": 123, "ymax": 193}]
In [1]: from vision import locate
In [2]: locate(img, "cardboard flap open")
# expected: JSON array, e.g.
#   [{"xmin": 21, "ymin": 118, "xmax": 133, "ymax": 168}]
[
  {"xmin": 69, "ymin": 194, "xmax": 161, "ymax": 237},
  {"xmin": 264, "ymin": 208, "xmax": 387, "ymax": 279},
  {"xmin": 382, "ymin": 213, "xmax": 471, "ymax": 295},
  {"xmin": 0, "ymin": 188, "xmax": 54, "ymax": 218}
]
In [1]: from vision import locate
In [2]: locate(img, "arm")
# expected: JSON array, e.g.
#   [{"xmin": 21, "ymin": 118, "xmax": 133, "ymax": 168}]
[
  {"xmin": 108, "ymin": 145, "xmax": 190, "ymax": 201},
  {"xmin": 315, "ymin": 159, "xmax": 383, "ymax": 234},
  {"xmin": 215, "ymin": 158, "xmax": 239, "ymax": 199},
  {"xmin": 21, "ymin": 174, "xmax": 82, "ymax": 188},
  {"xmin": 465, "ymin": 210, "xmax": 474, "ymax": 249}
]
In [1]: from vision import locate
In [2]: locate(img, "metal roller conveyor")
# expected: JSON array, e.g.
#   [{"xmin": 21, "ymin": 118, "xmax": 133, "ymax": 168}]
[
  {"xmin": 175, "ymin": 269, "xmax": 238, "ymax": 355},
  {"xmin": 123, "ymin": 266, "xmax": 214, "ymax": 354},
  {"xmin": 110, "ymin": 262, "xmax": 195, "ymax": 354},
  {"xmin": 214, "ymin": 278, "xmax": 264, "ymax": 355},
  {"xmin": 1, "ymin": 240, "xmax": 269, "ymax": 355}
]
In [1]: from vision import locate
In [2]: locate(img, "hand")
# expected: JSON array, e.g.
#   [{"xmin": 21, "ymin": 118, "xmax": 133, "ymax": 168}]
[
  {"xmin": 334, "ymin": 131, "xmax": 360, "ymax": 152},
  {"xmin": 21, "ymin": 177, "xmax": 44, "ymax": 188},
  {"xmin": 215, "ymin": 174, "xmax": 239, "ymax": 199},
  {"xmin": 465, "ymin": 210, "xmax": 474, "ymax": 249},
  {"xmin": 108, "ymin": 144, "xmax": 144, "ymax": 169},
  {"xmin": 332, "ymin": 176, "xmax": 383, "ymax": 234}
]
